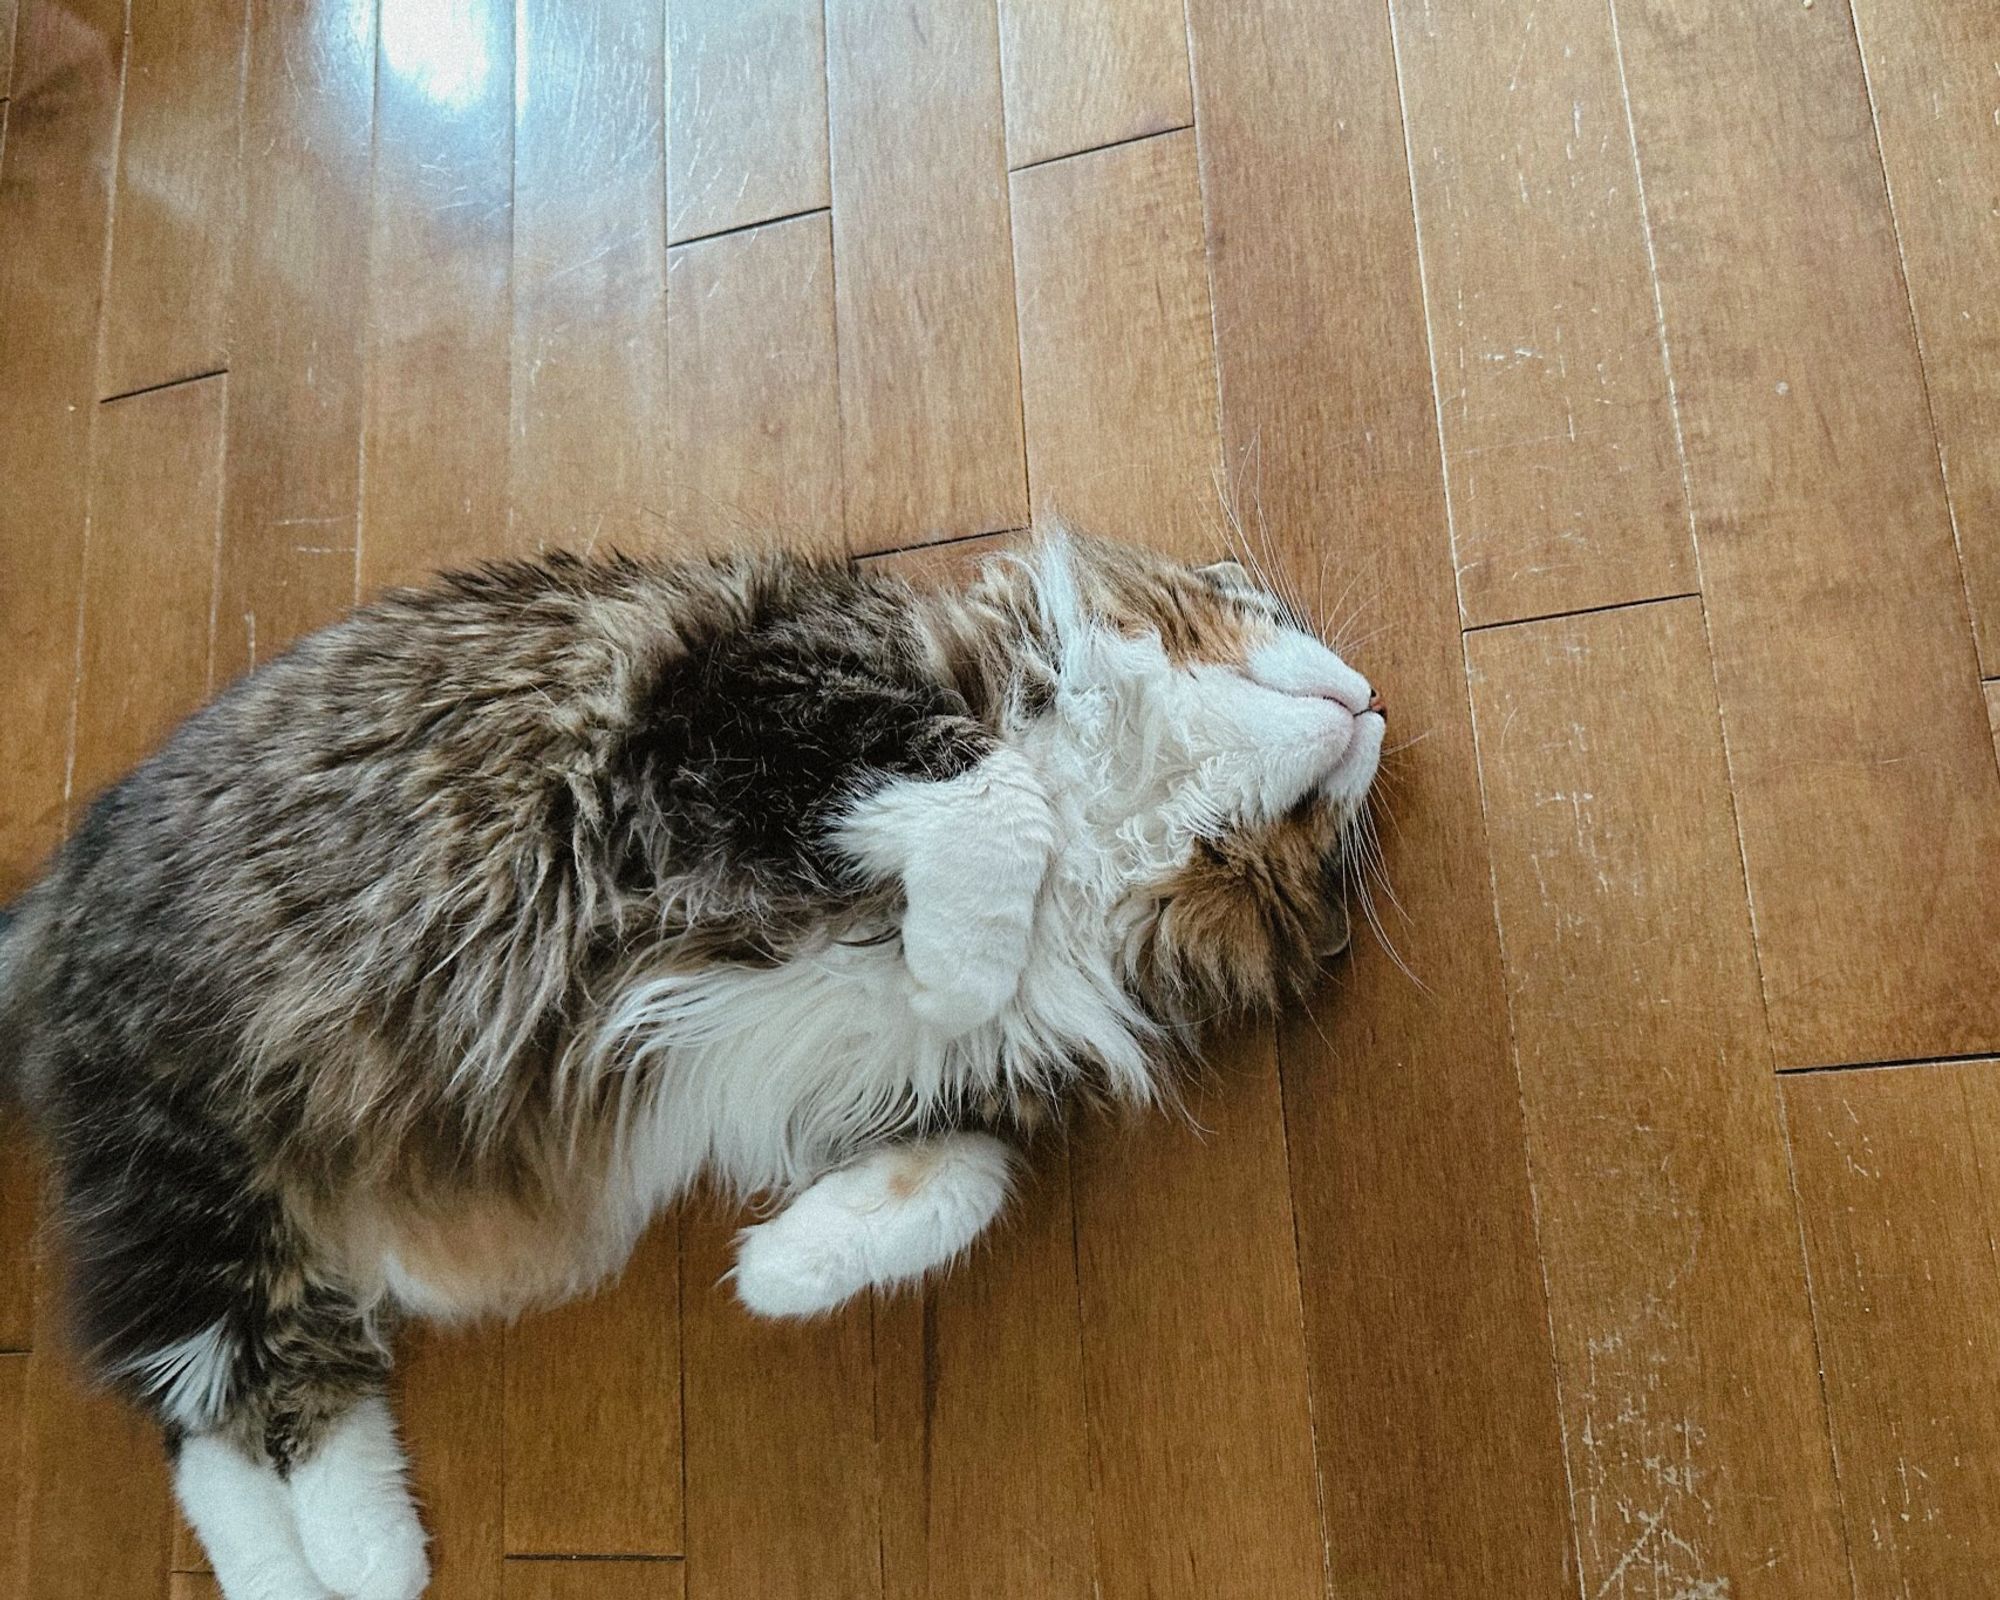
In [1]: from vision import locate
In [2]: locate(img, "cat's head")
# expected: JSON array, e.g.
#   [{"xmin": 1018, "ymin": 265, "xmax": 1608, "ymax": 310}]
[{"xmin": 979, "ymin": 530, "xmax": 1384, "ymax": 1027}]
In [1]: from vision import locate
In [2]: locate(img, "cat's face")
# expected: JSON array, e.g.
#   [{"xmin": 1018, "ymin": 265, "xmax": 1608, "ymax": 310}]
[{"xmin": 1009, "ymin": 534, "xmax": 1384, "ymax": 1022}]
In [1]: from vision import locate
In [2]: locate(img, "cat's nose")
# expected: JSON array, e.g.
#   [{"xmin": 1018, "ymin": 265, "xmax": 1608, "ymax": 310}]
[{"xmin": 1365, "ymin": 691, "xmax": 1386, "ymax": 718}]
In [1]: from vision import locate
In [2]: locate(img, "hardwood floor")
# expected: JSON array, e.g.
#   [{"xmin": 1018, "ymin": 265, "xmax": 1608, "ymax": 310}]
[{"xmin": 2, "ymin": 0, "xmax": 1997, "ymax": 1595}]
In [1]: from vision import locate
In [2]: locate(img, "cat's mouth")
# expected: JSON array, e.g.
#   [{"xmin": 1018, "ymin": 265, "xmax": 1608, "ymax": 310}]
[{"xmin": 1321, "ymin": 707, "xmax": 1386, "ymax": 803}]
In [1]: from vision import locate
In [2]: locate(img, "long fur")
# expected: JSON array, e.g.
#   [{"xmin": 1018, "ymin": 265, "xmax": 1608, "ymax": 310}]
[{"xmin": 0, "ymin": 527, "xmax": 1381, "ymax": 1596}]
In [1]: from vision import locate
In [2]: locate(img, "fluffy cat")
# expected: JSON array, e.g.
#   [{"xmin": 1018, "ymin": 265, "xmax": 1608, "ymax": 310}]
[{"xmin": 0, "ymin": 528, "xmax": 1383, "ymax": 1600}]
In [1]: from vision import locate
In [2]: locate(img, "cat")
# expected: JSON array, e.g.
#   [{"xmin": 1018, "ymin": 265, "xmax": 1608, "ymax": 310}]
[{"xmin": 0, "ymin": 527, "xmax": 1383, "ymax": 1600}]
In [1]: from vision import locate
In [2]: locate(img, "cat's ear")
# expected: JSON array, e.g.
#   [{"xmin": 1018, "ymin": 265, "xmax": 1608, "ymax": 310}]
[{"xmin": 1198, "ymin": 559, "xmax": 1255, "ymax": 595}]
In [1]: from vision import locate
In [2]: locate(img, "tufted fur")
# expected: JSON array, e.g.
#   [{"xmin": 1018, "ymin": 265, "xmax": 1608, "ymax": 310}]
[{"xmin": 0, "ymin": 527, "xmax": 1381, "ymax": 1598}]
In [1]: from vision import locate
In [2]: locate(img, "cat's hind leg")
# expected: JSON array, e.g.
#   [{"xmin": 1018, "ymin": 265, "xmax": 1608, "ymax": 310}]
[
  {"xmin": 173, "ymin": 1434, "xmax": 332, "ymax": 1600},
  {"xmin": 287, "ymin": 1394, "xmax": 429, "ymax": 1600},
  {"xmin": 731, "ymin": 1133, "xmax": 1014, "ymax": 1317}
]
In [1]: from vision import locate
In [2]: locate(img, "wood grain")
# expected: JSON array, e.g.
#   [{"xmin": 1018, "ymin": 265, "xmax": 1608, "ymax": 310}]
[
  {"xmin": 1468, "ymin": 598, "xmax": 1847, "ymax": 1596},
  {"xmin": 679, "ymin": 1209, "xmax": 878, "ymax": 1600},
  {"xmin": 167, "ymin": 1577, "xmax": 223, "ymax": 1600},
  {"xmin": 1010, "ymin": 129, "xmax": 1220, "ymax": 550},
  {"xmin": 0, "ymin": 0, "xmax": 125, "ymax": 893},
  {"xmin": 997, "ymin": 0, "xmax": 1191, "ymax": 171},
  {"xmin": 504, "ymin": 1558, "xmax": 684, "ymax": 1600},
  {"xmin": 510, "ymin": 0, "xmax": 669, "ymax": 557},
  {"xmin": 359, "ymin": 0, "xmax": 514, "ymax": 593},
  {"xmin": 20, "ymin": 1338, "xmax": 172, "ymax": 1600},
  {"xmin": 1389, "ymin": 0, "xmax": 1692, "ymax": 627},
  {"xmin": 1851, "ymin": 0, "xmax": 2000, "ymax": 675},
  {"xmin": 398, "ymin": 1323, "xmax": 506, "ymax": 1600},
  {"xmin": 666, "ymin": 0, "xmax": 828, "ymax": 245},
  {"xmin": 96, "ymin": 0, "xmax": 245, "ymax": 400},
  {"xmin": 211, "ymin": 0, "xmax": 375, "ymax": 683},
  {"xmin": 916, "ymin": 1157, "xmax": 1094, "ymax": 1600},
  {"xmin": 70, "ymin": 378, "xmax": 228, "ymax": 805},
  {"xmin": 504, "ymin": 1225, "xmax": 681, "ymax": 1556},
  {"xmin": 826, "ymin": 0, "xmax": 1027, "ymax": 553},
  {"xmin": 1188, "ymin": 0, "xmax": 1578, "ymax": 1590},
  {"xmin": 1612, "ymin": 0, "xmax": 2000, "ymax": 1068},
  {"xmin": 1073, "ymin": 1068, "xmax": 1325, "ymax": 1599},
  {"xmin": 0, "ymin": 1354, "xmax": 24, "ymax": 1600},
  {"xmin": 0, "ymin": 1126, "xmax": 31, "ymax": 1352},
  {"xmin": 665, "ymin": 212, "xmax": 843, "ymax": 556},
  {"xmin": 1786, "ymin": 1062, "xmax": 2000, "ymax": 1595}
]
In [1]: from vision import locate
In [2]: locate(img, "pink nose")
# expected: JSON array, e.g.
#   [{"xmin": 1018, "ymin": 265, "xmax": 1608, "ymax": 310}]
[{"xmin": 1366, "ymin": 691, "xmax": 1386, "ymax": 718}]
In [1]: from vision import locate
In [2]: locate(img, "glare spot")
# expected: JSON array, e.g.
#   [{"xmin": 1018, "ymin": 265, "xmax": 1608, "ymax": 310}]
[{"xmin": 379, "ymin": 0, "xmax": 492, "ymax": 113}]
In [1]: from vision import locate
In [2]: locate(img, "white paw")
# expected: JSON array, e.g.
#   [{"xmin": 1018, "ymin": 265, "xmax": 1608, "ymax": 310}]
[
  {"xmin": 290, "ymin": 1400, "xmax": 431, "ymax": 1600},
  {"xmin": 834, "ymin": 749, "xmax": 1056, "ymax": 1040},
  {"xmin": 733, "ymin": 1135, "xmax": 1015, "ymax": 1318},
  {"xmin": 904, "ymin": 939, "xmax": 1030, "ymax": 1036}
]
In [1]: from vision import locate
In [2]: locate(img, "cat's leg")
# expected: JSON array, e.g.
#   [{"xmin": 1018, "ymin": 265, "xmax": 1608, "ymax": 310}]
[
  {"xmin": 732, "ymin": 1133, "xmax": 1015, "ymax": 1317},
  {"xmin": 174, "ymin": 1434, "xmax": 333, "ymax": 1600},
  {"xmin": 287, "ymin": 1393, "xmax": 429, "ymax": 1600},
  {"xmin": 839, "ymin": 747, "xmax": 1058, "ymax": 1035}
]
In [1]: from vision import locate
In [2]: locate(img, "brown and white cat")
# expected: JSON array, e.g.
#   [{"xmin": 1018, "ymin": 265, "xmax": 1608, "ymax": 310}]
[{"xmin": 0, "ymin": 528, "xmax": 1382, "ymax": 1600}]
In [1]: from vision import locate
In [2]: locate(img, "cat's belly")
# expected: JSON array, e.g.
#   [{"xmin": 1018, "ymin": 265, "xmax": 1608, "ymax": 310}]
[{"xmin": 339, "ymin": 1186, "xmax": 641, "ymax": 1323}]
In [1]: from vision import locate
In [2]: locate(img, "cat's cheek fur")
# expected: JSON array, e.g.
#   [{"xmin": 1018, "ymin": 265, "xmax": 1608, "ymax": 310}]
[
  {"xmin": 730, "ymin": 1134, "xmax": 1014, "ymax": 1317},
  {"xmin": 836, "ymin": 748, "xmax": 1059, "ymax": 1037}
]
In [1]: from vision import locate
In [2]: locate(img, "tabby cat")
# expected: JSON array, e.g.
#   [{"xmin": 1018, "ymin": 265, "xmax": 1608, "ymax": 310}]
[{"xmin": 0, "ymin": 528, "xmax": 1383, "ymax": 1599}]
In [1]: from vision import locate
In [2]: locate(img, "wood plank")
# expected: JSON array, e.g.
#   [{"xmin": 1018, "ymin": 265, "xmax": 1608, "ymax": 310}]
[
  {"xmin": 70, "ymin": 378, "xmax": 228, "ymax": 804},
  {"xmin": 510, "ymin": 0, "xmax": 669, "ymax": 557},
  {"xmin": 1612, "ymin": 0, "xmax": 2000, "ymax": 1067},
  {"xmin": 1072, "ymin": 1069, "xmax": 1324, "ymax": 1599},
  {"xmin": 1009, "ymin": 121, "xmax": 1319, "ymax": 1596},
  {"xmin": 665, "ymin": 0, "xmax": 828, "ymax": 245},
  {"xmin": 211, "ymin": 0, "xmax": 375, "ymax": 683},
  {"xmin": 0, "ymin": 0, "xmax": 125, "ymax": 893},
  {"xmin": 826, "ymin": 0, "xmax": 1027, "ymax": 553},
  {"xmin": 96, "ymin": 0, "xmax": 245, "ymax": 400},
  {"xmin": 664, "ymin": 211, "xmax": 843, "ymax": 556},
  {"xmin": 504, "ymin": 1225, "xmax": 681, "ymax": 1555},
  {"xmin": 505, "ymin": 1558, "xmax": 683, "ymax": 1600},
  {"xmin": 0, "ymin": 1125, "xmax": 31, "ymax": 1352},
  {"xmin": 1468, "ymin": 597, "xmax": 1847, "ymax": 1596},
  {"xmin": 0, "ymin": 0, "xmax": 15, "ymax": 102},
  {"xmin": 1009, "ymin": 129, "xmax": 1220, "ymax": 549},
  {"xmin": 1787, "ymin": 1061, "xmax": 2000, "ymax": 1595},
  {"xmin": 1187, "ymin": 1, "xmax": 1577, "ymax": 1591},
  {"xmin": 0, "ymin": 1354, "xmax": 24, "ymax": 1600},
  {"xmin": 1851, "ymin": 0, "xmax": 2000, "ymax": 675},
  {"xmin": 399, "ymin": 1323, "xmax": 506, "ymax": 1600},
  {"xmin": 20, "ymin": 1336, "xmax": 172, "ymax": 1600},
  {"xmin": 679, "ymin": 1208, "xmax": 878, "ymax": 1600},
  {"xmin": 359, "ymin": 0, "xmax": 514, "ymax": 593},
  {"xmin": 997, "ymin": 0, "xmax": 1191, "ymax": 171},
  {"xmin": 923, "ymin": 1157, "xmax": 1094, "ymax": 1600},
  {"xmin": 1389, "ymin": 0, "xmax": 1693, "ymax": 627}
]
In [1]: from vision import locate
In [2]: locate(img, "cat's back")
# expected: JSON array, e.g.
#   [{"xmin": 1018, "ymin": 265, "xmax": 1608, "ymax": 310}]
[{"xmin": 15, "ymin": 551, "xmax": 873, "ymax": 1064}]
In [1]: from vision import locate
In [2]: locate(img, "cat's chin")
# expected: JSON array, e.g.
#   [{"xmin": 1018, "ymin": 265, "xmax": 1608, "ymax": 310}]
[{"xmin": 1320, "ymin": 708, "xmax": 1386, "ymax": 806}]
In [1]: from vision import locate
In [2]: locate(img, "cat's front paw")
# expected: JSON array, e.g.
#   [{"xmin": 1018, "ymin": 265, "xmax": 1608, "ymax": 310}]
[
  {"xmin": 903, "ymin": 938, "xmax": 1031, "ymax": 1037},
  {"xmin": 733, "ymin": 1135, "xmax": 1015, "ymax": 1317}
]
